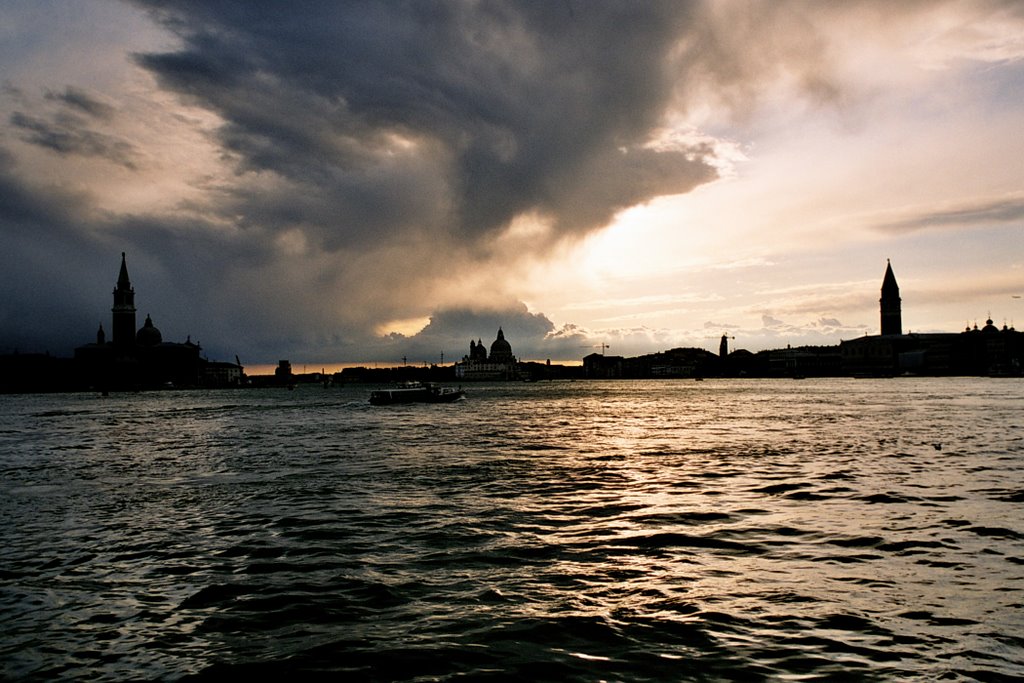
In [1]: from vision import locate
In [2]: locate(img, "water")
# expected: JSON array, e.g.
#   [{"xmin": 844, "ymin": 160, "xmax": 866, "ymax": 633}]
[{"xmin": 1, "ymin": 378, "xmax": 1022, "ymax": 681}]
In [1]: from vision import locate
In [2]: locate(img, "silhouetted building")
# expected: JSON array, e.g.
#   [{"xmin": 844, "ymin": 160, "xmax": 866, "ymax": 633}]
[
  {"xmin": 73, "ymin": 253, "xmax": 244, "ymax": 390},
  {"xmin": 764, "ymin": 345, "xmax": 842, "ymax": 377},
  {"xmin": 0, "ymin": 352, "xmax": 74, "ymax": 393},
  {"xmin": 585, "ymin": 347, "xmax": 721, "ymax": 379},
  {"xmin": 721, "ymin": 348, "xmax": 759, "ymax": 377},
  {"xmin": 468, "ymin": 339, "xmax": 487, "ymax": 362},
  {"xmin": 112, "ymin": 252, "xmax": 137, "ymax": 350},
  {"xmin": 584, "ymin": 352, "xmax": 624, "ymax": 378},
  {"xmin": 273, "ymin": 360, "xmax": 294, "ymax": 386},
  {"xmin": 840, "ymin": 262, "xmax": 1021, "ymax": 376},
  {"xmin": 204, "ymin": 360, "xmax": 245, "ymax": 387},
  {"xmin": 880, "ymin": 259, "xmax": 902, "ymax": 336},
  {"xmin": 488, "ymin": 328, "xmax": 515, "ymax": 363},
  {"xmin": 633, "ymin": 347, "xmax": 720, "ymax": 378},
  {"xmin": 456, "ymin": 328, "xmax": 520, "ymax": 380},
  {"xmin": 580, "ymin": 261, "xmax": 1020, "ymax": 379}
]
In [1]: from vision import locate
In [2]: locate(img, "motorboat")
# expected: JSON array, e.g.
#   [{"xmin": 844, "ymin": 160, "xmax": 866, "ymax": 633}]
[{"xmin": 368, "ymin": 382, "xmax": 465, "ymax": 405}]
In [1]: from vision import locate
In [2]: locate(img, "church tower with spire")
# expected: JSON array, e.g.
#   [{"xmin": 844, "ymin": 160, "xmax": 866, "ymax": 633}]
[
  {"xmin": 111, "ymin": 252, "xmax": 136, "ymax": 349},
  {"xmin": 880, "ymin": 259, "xmax": 902, "ymax": 336}
]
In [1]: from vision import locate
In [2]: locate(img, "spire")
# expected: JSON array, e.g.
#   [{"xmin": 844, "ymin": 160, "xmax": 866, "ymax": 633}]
[
  {"xmin": 879, "ymin": 259, "xmax": 902, "ymax": 336},
  {"xmin": 497, "ymin": 327, "xmax": 505, "ymax": 340},
  {"xmin": 881, "ymin": 258, "xmax": 899, "ymax": 298},
  {"xmin": 117, "ymin": 251, "xmax": 131, "ymax": 289},
  {"xmin": 112, "ymin": 252, "xmax": 137, "ymax": 349}
]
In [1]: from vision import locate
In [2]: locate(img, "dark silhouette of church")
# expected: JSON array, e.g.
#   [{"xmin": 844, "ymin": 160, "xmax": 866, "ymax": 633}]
[
  {"xmin": 456, "ymin": 328, "xmax": 520, "ymax": 379},
  {"xmin": 73, "ymin": 253, "xmax": 243, "ymax": 390},
  {"xmin": 839, "ymin": 261, "xmax": 1021, "ymax": 376},
  {"xmin": 880, "ymin": 259, "xmax": 902, "ymax": 336},
  {"xmin": 2, "ymin": 257, "xmax": 1018, "ymax": 392}
]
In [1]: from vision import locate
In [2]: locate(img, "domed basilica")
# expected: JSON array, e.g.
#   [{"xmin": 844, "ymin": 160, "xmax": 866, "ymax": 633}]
[{"xmin": 456, "ymin": 328, "xmax": 519, "ymax": 380}]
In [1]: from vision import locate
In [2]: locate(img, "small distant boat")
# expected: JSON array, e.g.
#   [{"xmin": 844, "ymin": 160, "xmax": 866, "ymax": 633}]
[{"xmin": 369, "ymin": 382, "xmax": 465, "ymax": 405}]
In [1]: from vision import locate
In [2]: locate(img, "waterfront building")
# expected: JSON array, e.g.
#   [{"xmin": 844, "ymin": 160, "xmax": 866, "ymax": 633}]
[
  {"xmin": 840, "ymin": 262, "xmax": 1021, "ymax": 376},
  {"xmin": 74, "ymin": 253, "xmax": 244, "ymax": 389},
  {"xmin": 455, "ymin": 328, "xmax": 520, "ymax": 380},
  {"xmin": 583, "ymin": 352, "xmax": 625, "ymax": 379},
  {"xmin": 579, "ymin": 261, "xmax": 1020, "ymax": 379}
]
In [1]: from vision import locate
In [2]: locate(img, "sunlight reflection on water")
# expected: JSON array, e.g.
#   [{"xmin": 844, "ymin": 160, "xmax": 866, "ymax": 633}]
[{"xmin": 0, "ymin": 378, "xmax": 1022, "ymax": 680}]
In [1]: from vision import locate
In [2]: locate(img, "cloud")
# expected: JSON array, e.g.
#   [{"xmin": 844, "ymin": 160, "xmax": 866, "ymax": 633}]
[
  {"xmin": 0, "ymin": 148, "xmax": 93, "ymax": 239},
  {"xmin": 44, "ymin": 86, "xmax": 115, "ymax": 120},
  {"xmin": 5, "ymin": 1, "xmax": 1020, "ymax": 363},
  {"xmin": 874, "ymin": 193, "xmax": 1024, "ymax": 234},
  {"xmin": 374, "ymin": 303, "xmax": 584, "ymax": 363},
  {"xmin": 127, "ymin": 2, "xmax": 721, "ymax": 251},
  {"xmin": 10, "ymin": 111, "xmax": 138, "ymax": 168},
  {"xmin": 727, "ymin": 312, "xmax": 869, "ymax": 351},
  {"xmin": 98, "ymin": 1, "xmax": 744, "ymax": 361},
  {"xmin": 0, "ymin": 153, "xmax": 119, "ymax": 353}
]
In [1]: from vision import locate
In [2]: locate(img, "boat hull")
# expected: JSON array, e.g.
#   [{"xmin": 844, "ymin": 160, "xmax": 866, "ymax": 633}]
[{"xmin": 368, "ymin": 385, "xmax": 465, "ymax": 405}]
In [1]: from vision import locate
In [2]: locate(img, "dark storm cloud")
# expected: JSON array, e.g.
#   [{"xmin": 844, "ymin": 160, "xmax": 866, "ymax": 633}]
[
  {"xmin": 5, "ymin": 1, "xmax": 914, "ymax": 362},
  {"xmin": 128, "ymin": 1, "xmax": 719, "ymax": 251},
  {"xmin": 0, "ymin": 143, "xmax": 249, "ymax": 358},
  {"xmin": 0, "ymin": 165, "xmax": 258, "ymax": 359},
  {"xmin": 0, "ymin": 148, "xmax": 87, "ymax": 237},
  {"xmin": 0, "ymin": 151, "xmax": 117, "ymax": 352}
]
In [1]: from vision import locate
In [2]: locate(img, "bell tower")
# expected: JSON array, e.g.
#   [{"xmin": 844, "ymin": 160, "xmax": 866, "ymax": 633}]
[
  {"xmin": 112, "ymin": 252, "xmax": 136, "ymax": 349},
  {"xmin": 880, "ymin": 259, "xmax": 902, "ymax": 336}
]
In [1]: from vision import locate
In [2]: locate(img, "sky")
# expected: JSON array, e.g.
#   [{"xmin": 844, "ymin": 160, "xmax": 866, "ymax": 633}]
[{"xmin": 1, "ymin": 1, "xmax": 1022, "ymax": 369}]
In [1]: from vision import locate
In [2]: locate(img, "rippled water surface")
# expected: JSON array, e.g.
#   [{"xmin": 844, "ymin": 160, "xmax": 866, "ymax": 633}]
[{"xmin": 2, "ymin": 378, "xmax": 1023, "ymax": 681}]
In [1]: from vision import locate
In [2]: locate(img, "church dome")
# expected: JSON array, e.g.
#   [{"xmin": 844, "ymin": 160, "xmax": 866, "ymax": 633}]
[
  {"xmin": 136, "ymin": 314, "xmax": 163, "ymax": 346},
  {"xmin": 489, "ymin": 327, "xmax": 514, "ymax": 362}
]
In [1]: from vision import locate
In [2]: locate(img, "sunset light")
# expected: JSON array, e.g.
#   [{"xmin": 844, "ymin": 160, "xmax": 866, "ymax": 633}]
[
  {"xmin": 2, "ymin": 2, "xmax": 1022, "ymax": 366},
  {"xmin": 2, "ymin": 4, "xmax": 1022, "ymax": 680}
]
